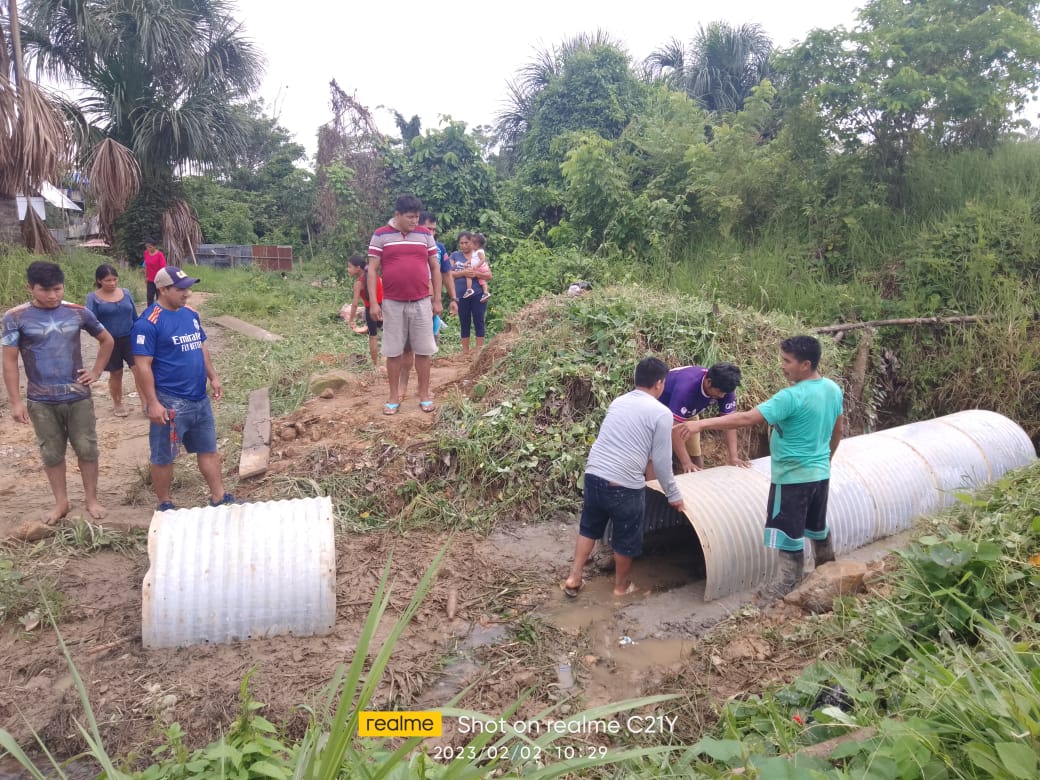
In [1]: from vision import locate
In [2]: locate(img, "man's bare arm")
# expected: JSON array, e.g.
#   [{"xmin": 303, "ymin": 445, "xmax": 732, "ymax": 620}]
[{"xmin": 830, "ymin": 415, "xmax": 845, "ymax": 459}]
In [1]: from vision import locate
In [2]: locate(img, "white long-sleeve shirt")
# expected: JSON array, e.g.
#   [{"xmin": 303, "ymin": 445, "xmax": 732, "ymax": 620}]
[{"xmin": 585, "ymin": 389, "xmax": 681, "ymax": 503}]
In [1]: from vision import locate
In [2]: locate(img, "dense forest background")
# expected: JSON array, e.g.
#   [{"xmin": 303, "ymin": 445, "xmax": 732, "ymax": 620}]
[{"xmin": 4, "ymin": 0, "xmax": 1040, "ymax": 431}]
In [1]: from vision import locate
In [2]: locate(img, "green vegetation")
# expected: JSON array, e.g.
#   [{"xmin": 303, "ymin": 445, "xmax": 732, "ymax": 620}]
[{"xmin": 680, "ymin": 463, "xmax": 1040, "ymax": 778}]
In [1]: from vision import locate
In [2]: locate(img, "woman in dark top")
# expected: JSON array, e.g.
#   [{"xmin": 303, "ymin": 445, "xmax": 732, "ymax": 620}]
[
  {"xmin": 85, "ymin": 264, "xmax": 138, "ymax": 417},
  {"xmin": 447, "ymin": 231, "xmax": 493, "ymax": 355}
]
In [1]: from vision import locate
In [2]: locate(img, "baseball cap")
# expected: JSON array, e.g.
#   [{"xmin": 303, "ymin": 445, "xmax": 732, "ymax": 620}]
[{"xmin": 154, "ymin": 267, "xmax": 199, "ymax": 289}]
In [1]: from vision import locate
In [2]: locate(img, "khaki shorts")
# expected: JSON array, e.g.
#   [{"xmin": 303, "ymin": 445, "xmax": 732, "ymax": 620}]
[
  {"xmin": 28, "ymin": 398, "xmax": 99, "ymax": 467},
  {"xmin": 381, "ymin": 298, "xmax": 437, "ymax": 358},
  {"xmin": 683, "ymin": 429, "xmax": 702, "ymax": 458}
]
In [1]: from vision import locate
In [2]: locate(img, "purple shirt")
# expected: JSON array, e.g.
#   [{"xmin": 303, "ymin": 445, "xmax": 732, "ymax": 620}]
[{"xmin": 658, "ymin": 366, "xmax": 736, "ymax": 422}]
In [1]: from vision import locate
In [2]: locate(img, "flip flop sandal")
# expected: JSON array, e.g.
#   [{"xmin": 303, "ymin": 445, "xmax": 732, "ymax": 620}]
[
  {"xmin": 419, "ymin": 400, "xmax": 436, "ymax": 413},
  {"xmin": 561, "ymin": 580, "xmax": 585, "ymax": 598},
  {"xmin": 383, "ymin": 402, "xmax": 400, "ymax": 416}
]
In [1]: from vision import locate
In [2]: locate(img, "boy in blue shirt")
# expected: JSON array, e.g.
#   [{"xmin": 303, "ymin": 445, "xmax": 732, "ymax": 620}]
[
  {"xmin": 680, "ymin": 336, "xmax": 844, "ymax": 598},
  {"xmin": 2, "ymin": 261, "xmax": 114, "ymax": 523}
]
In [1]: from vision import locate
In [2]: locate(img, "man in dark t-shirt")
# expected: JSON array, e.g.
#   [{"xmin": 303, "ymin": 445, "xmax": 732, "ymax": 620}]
[{"xmin": 2, "ymin": 261, "xmax": 114, "ymax": 523}]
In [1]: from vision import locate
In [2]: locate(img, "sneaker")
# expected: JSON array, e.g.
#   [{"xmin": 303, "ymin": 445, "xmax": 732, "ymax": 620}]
[
  {"xmin": 156, "ymin": 501, "xmax": 176, "ymax": 512},
  {"xmin": 462, "ymin": 288, "xmax": 475, "ymax": 298},
  {"xmin": 209, "ymin": 492, "xmax": 237, "ymax": 507},
  {"xmin": 479, "ymin": 292, "xmax": 491, "ymax": 303}
]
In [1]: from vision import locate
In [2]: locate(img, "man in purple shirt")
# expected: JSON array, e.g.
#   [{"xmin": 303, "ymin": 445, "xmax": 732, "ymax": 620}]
[{"xmin": 657, "ymin": 362, "xmax": 749, "ymax": 471}]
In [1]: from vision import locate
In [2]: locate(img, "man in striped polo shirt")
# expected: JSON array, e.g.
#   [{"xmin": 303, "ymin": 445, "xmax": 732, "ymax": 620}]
[{"xmin": 367, "ymin": 195, "xmax": 443, "ymax": 415}]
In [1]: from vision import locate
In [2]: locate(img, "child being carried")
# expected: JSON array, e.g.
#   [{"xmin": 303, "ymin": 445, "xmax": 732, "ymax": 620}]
[{"xmin": 462, "ymin": 233, "xmax": 491, "ymax": 303}]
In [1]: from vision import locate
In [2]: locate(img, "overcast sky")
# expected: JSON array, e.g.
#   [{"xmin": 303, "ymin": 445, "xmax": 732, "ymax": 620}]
[{"xmin": 240, "ymin": 1, "xmax": 865, "ymax": 159}]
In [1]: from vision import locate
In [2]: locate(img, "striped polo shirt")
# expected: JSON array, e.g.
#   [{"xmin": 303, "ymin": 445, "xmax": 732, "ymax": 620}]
[{"xmin": 367, "ymin": 222, "xmax": 437, "ymax": 302}]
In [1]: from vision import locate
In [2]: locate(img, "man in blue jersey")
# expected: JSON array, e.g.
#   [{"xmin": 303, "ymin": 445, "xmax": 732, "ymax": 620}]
[
  {"xmin": 562, "ymin": 357, "xmax": 686, "ymax": 598},
  {"xmin": 132, "ymin": 267, "xmax": 234, "ymax": 511},
  {"xmin": 680, "ymin": 336, "xmax": 844, "ymax": 598}
]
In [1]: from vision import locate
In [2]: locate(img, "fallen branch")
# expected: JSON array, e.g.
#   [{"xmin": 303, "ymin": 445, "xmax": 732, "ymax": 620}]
[{"xmin": 815, "ymin": 315, "xmax": 985, "ymax": 334}]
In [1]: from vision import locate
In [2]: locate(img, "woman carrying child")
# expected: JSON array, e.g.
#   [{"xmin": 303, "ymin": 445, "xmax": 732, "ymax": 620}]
[
  {"xmin": 448, "ymin": 232, "xmax": 493, "ymax": 355},
  {"xmin": 85, "ymin": 263, "xmax": 139, "ymax": 417}
]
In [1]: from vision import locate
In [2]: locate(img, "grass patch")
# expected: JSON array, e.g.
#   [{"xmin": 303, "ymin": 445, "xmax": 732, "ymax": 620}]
[
  {"xmin": 0, "ymin": 247, "xmax": 146, "ymax": 309},
  {"xmin": 0, "ymin": 549, "xmax": 66, "ymax": 628}
]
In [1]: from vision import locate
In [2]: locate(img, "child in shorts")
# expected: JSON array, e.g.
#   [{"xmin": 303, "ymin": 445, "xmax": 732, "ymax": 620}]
[
  {"xmin": 461, "ymin": 233, "xmax": 491, "ymax": 303},
  {"xmin": 2, "ymin": 261, "xmax": 115, "ymax": 522},
  {"xmin": 341, "ymin": 255, "xmax": 383, "ymax": 370}
]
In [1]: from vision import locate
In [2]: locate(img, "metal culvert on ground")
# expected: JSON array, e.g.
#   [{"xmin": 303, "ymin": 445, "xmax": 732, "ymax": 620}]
[
  {"xmin": 644, "ymin": 410, "xmax": 1036, "ymax": 601},
  {"xmin": 142, "ymin": 497, "xmax": 336, "ymax": 649}
]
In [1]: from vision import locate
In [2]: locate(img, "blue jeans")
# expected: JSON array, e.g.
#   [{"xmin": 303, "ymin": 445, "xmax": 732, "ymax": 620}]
[
  {"xmin": 149, "ymin": 393, "xmax": 217, "ymax": 465},
  {"xmin": 456, "ymin": 293, "xmax": 487, "ymax": 339},
  {"xmin": 579, "ymin": 473, "xmax": 646, "ymax": 558}
]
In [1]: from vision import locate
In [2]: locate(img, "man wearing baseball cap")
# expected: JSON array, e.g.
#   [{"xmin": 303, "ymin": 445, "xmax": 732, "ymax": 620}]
[{"xmin": 131, "ymin": 267, "xmax": 235, "ymax": 510}]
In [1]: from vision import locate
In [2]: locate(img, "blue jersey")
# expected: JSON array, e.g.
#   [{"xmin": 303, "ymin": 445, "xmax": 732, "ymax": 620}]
[
  {"xmin": 436, "ymin": 241, "xmax": 450, "ymax": 274},
  {"xmin": 131, "ymin": 304, "xmax": 208, "ymax": 400},
  {"xmin": 1, "ymin": 302, "xmax": 106, "ymax": 403}
]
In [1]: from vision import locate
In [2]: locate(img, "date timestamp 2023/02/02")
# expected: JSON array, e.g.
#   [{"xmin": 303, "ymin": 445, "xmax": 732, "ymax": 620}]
[{"xmin": 429, "ymin": 743, "xmax": 609, "ymax": 763}]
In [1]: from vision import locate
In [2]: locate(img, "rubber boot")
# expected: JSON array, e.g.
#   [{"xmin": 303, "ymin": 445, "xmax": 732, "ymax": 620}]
[
  {"xmin": 813, "ymin": 534, "xmax": 836, "ymax": 566},
  {"xmin": 759, "ymin": 549, "xmax": 805, "ymax": 601}
]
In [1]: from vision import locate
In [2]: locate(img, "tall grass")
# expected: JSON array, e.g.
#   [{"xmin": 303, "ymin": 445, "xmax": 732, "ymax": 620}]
[{"xmin": 0, "ymin": 248, "xmax": 128, "ymax": 308}]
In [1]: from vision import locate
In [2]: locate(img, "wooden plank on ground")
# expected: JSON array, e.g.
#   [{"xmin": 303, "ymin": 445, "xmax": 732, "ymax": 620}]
[
  {"xmin": 239, "ymin": 387, "xmax": 271, "ymax": 479},
  {"xmin": 211, "ymin": 315, "xmax": 283, "ymax": 342}
]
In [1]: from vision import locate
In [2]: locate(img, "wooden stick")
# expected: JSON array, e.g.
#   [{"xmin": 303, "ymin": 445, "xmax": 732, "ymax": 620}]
[{"xmin": 814, "ymin": 315, "xmax": 984, "ymax": 334}]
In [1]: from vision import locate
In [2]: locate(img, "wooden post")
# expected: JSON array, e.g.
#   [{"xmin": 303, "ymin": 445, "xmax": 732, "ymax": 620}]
[{"xmin": 239, "ymin": 388, "xmax": 271, "ymax": 479}]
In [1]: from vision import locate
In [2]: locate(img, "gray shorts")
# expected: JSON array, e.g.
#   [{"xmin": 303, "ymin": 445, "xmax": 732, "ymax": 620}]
[
  {"xmin": 28, "ymin": 398, "xmax": 99, "ymax": 467},
  {"xmin": 381, "ymin": 298, "xmax": 437, "ymax": 358}
]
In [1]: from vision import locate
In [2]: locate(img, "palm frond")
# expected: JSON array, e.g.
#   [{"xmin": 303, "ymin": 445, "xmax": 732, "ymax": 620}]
[
  {"xmin": 15, "ymin": 80, "xmax": 69, "ymax": 192},
  {"xmin": 87, "ymin": 136, "xmax": 140, "ymax": 240},
  {"xmin": 20, "ymin": 202, "xmax": 60, "ymax": 254},
  {"xmin": 0, "ymin": 71, "xmax": 19, "ymax": 196},
  {"xmin": 161, "ymin": 197, "xmax": 201, "ymax": 264},
  {"xmin": 643, "ymin": 38, "xmax": 688, "ymax": 87}
]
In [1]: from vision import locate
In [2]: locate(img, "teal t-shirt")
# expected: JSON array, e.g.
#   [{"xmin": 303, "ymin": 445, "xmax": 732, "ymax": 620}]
[{"xmin": 756, "ymin": 377, "xmax": 843, "ymax": 485}]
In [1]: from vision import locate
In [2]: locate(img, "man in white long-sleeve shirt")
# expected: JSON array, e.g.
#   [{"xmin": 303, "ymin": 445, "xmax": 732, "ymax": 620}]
[{"xmin": 562, "ymin": 357, "xmax": 686, "ymax": 598}]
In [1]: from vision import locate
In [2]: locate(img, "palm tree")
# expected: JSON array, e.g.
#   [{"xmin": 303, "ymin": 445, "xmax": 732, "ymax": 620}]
[
  {"xmin": 644, "ymin": 22, "xmax": 773, "ymax": 113},
  {"xmin": 20, "ymin": 0, "xmax": 263, "ymax": 254},
  {"xmin": 642, "ymin": 37, "xmax": 688, "ymax": 90},
  {"xmin": 1, "ymin": 1, "xmax": 69, "ymax": 251},
  {"xmin": 495, "ymin": 30, "xmax": 624, "ymax": 161}
]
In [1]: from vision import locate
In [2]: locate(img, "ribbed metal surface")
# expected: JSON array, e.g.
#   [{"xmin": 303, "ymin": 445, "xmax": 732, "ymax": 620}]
[
  {"xmin": 142, "ymin": 497, "xmax": 336, "ymax": 648},
  {"xmin": 644, "ymin": 410, "xmax": 1035, "ymax": 601},
  {"xmin": 648, "ymin": 468, "xmax": 771, "ymax": 596},
  {"xmin": 937, "ymin": 409, "xmax": 1036, "ymax": 482},
  {"xmin": 877, "ymin": 421, "xmax": 990, "ymax": 510}
]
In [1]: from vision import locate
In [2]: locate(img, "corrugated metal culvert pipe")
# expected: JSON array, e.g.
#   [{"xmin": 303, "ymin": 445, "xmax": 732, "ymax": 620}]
[
  {"xmin": 142, "ymin": 497, "xmax": 336, "ymax": 648},
  {"xmin": 644, "ymin": 410, "xmax": 1036, "ymax": 601}
]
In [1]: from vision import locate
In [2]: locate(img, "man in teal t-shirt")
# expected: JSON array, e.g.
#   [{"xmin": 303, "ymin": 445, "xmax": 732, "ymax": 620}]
[{"xmin": 679, "ymin": 336, "xmax": 844, "ymax": 599}]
